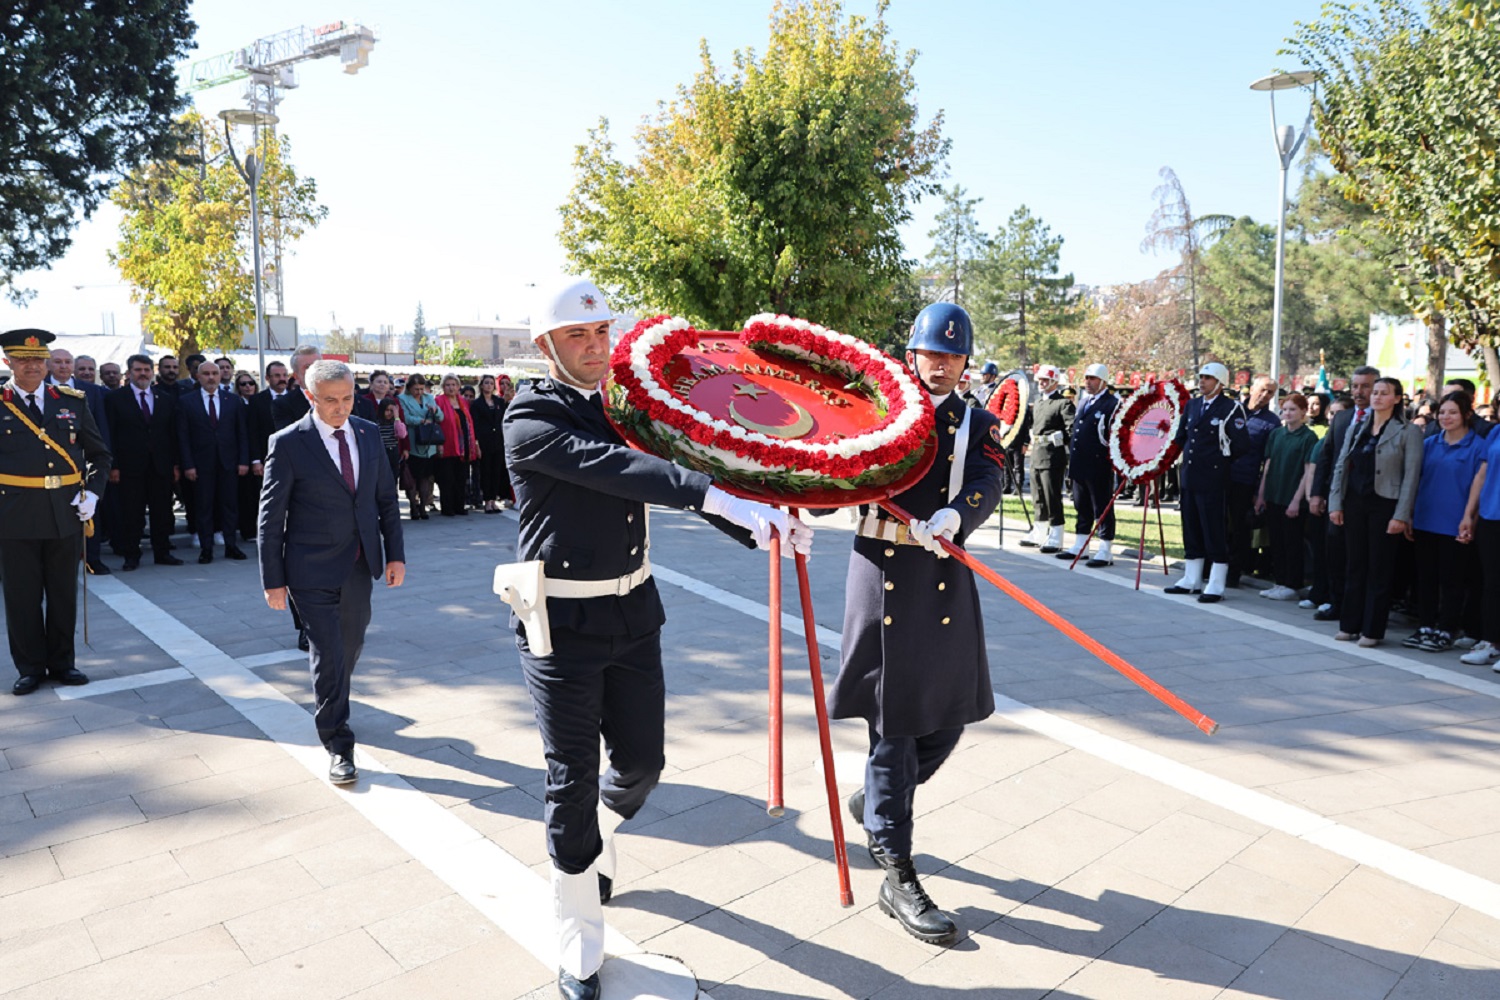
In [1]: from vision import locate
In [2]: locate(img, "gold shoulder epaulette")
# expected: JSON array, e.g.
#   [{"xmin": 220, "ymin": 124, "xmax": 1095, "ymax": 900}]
[{"xmin": 57, "ymin": 385, "xmax": 85, "ymax": 398}]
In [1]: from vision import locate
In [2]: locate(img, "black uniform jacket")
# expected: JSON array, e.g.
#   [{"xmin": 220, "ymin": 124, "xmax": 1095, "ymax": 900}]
[
  {"xmin": 1173, "ymin": 393, "xmax": 1250, "ymax": 492},
  {"xmin": 1068, "ymin": 390, "xmax": 1119, "ymax": 479},
  {"xmin": 504, "ymin": 379, "xmax": 751, "ymax": 639},
  {"xmin": 830, "ymin": 394, "xmax": 1004, "ymax": 738},
  {"xmin": 1030, "ymin": 391, "xmax": 1075, "ymax": 471},
  {"xmin": 0, "ymin": 384, "xmax": 111, "ymax": 540}
]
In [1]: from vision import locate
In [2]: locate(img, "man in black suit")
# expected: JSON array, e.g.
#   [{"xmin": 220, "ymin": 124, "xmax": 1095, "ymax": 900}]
[
  {"xmin": 272, "ymin": 345, "xmax": 320, "ymax": 431},
  {"xmin": 177, "ymin": 356, "xmax": 249, "ymax": 563},
  {"xmin": 258, "ymin": 359, "xmax": 405, "ymax": 785},
  {"xmin": 242, "ymin": 360, "xmax": 290, "ymax": 540},
  {"xmin": 176, "ymin": 353, "xmax": 206, "ymax": 395},
  {"xmin": 0, "ymin": 329, "xmax": 111, "ymax": 695},
  {"xmin": 104, "ymin": 354, "xmax": 184, "ymax": 570},
  {"xmin": 1309, "ymin": 365, "xmax": 1379, "ymax": 621},
  {"xmin": 47, "ymin": 347, "xmax": 113, "ymax": 574},
  {"xmin": 155, "ymin": 355, "xmax": 181, "ymax": 394}
]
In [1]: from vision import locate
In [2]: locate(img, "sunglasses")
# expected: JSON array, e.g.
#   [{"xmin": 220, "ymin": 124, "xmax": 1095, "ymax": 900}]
[{"xmin": 236, "ymin": 381, "xmax": 254, "ymax": 387}]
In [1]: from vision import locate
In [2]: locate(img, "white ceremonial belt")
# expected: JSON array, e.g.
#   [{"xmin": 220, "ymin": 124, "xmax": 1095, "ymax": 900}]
[
  {"xmin": 545, "ymin": 562, "xmax": 652, "ymax": 599},
  {"xmin": 855, "ymin": 513, "xmax": 921, "ymax": 546}
]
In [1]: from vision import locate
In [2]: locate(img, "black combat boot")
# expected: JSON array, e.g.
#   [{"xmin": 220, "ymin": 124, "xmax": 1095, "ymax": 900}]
[{"xmin": 878, "ymin": 857, "xmax": 958, "ymax": 946}]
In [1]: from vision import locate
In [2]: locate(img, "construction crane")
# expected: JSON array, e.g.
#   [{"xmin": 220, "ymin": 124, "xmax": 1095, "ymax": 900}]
[{"xmin": 183, "ymin": 21, "xmax": 377, "ymax": 318}]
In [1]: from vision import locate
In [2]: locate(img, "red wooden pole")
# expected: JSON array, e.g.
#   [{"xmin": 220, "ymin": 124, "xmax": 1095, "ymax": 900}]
[
  {"xmin": 880, "ymin": 500, "xmax": 1219, "ymax": 736},
  {"xmin": 1135, "ymin": 479, "xmax": 1151, "ymax": 590},
  {"xmin": 767, "ymin": 534, "xmax": 785, "ymax": 817}
]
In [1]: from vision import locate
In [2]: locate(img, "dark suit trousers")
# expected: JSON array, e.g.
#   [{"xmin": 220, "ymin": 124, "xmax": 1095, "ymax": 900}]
[
  {"xmin": 238, "ymin": 472, "xmax": 262, "ymax": 542},
  {"xmin": 1071, "ymin": 470, "xmax": 1115, "ymax": 541},
  {"xmin": 290, "ymin": 555, "xmax": 372, "ymax": 757},
  {"xmin": 517, "ymin": 626, "xmax": 666, "ymax": 875},
  {"xmin": 117, "ymin": 471, "xmax": 176, "ymax": 559},
  {"xmin": 861, "ymin": 724, "xmax": 964, "ymax": 860},
  {"xmin": 1032, "ymin": 463, "xmax": 1067, "ymax": 526},
  {"xmin": 1, "ymin": 535, "xmax": 82, "ymax": 677},
  {"xmin": 1339, "ymin": 492, "xmax": 1399, "ymax": 640},
  {"xmin": 192, "ymin": 467, "xmax": 239, "ymax": 551},
  {"xmin": 1181, "ymin": 488, "xmax": 1229, "ymax": 564}
]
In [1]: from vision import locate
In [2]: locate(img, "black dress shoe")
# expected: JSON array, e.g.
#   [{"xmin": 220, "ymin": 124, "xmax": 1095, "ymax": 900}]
[
  {"xmin": 557, "ymin": 969, "xmax": 601, "ymax": 1000},
  {"xmin": 1313, "ymin": 606, "xmax": 1340, "ymax": 621},
  {"xmin": 1086, "ymin": 557, "xmax": 1114, "ymax": 568},
  {"xmin": 328, "ymin": 753, "xmax": 358, "ymax": 784},
  {"xmin": 1018, "ymin": 537, "xmax": 1039, "ymax": 547},
  {"xmin": 598, "ymin": 872, "xmax": 613, "ymax": 904},
  {"xmin": 1163, "ymin": 584, "xmax": 1200, "ymax": 595},
  {"xmin": 198, "ymin": 549, "xmax": 213, "ymax": 564},
  {"xmin": 297, "ymin": 628, "xmax": 310, "ymax": 652},
  {"xmin": 1197, "ymin": 593, "xmax": 1223, "ymax": 604},
  {"xmin": 85, "ymin": 560, "xmax": 111, "ymax": 575},
  {"xmin": 155, "ymin": 553, "xmax": 183, "ymax": 566},
  {"xmin": 121, "ymin": 558, "xmax": 140, "ymax": 572},
  {"xmin": 1055, "ymin": 549, "xmax": 1079, "ymax": 560},
  {"xmin": 223, "ymin": 546, "xmax": 247, "ymax": 560},
  {"xmin": 878, "ymin": 858, "xmax": 959, "ymax": 946},
  {"xmin": 12, "ymin": 675, "xmax": 42, "ymax": 696},
  {"xmin": 1039, "ymin": 545, "xmax": 1061, "ymax": 554},
  {"xmin": 48, "ymin": 668, "xmax": 88, "ymax": 686}
]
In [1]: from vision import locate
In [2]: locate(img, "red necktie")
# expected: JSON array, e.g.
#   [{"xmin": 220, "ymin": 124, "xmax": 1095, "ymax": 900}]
[
  {"xmin": 334, "ymin": 428, "xmax": 356, "ymax": 492},
  {"xmin": 208, "ymin": 393, "xmax": 218, "ymax": 426},
  {"xmin": 1355, "ymin": 408, "xmax": 1366, "ymax": 424},
  {"xmin": 139, "ymin": 390, "xmax": 151, "ymax": 420}
]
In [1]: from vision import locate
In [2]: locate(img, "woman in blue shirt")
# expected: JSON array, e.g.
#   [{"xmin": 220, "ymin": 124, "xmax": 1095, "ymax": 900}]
[
  {"xmin": 1406, "ymin": 393, "xmax": 1486, "ymax": 652},
  {"xmin": 1458, "ymin": 407, "xmax": 1500, "ymax": 667}
]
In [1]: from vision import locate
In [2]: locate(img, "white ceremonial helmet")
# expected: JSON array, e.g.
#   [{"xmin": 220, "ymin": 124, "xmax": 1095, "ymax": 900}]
[
  {"xmin": 1198, "ymin": 361, "xmax": 1230, "ymax": 385},
  {"xmin": 530, "ymin": 277, "xmax": 615, "ymax": 340},
  {"xmin": 1084, "ymin": 363, "xmax": 1109, "ymax": 381},
  {"xmin": 1034, "ymin": 364, "xmax": 1060, "ymax": 382}
]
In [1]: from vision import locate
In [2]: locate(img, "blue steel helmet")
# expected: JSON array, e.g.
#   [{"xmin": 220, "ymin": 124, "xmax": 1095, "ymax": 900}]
[
  {"xmin": 907, "ymin": 302, "xmax": 973, "ymax": 356},
  {"xmin": 980, "ymin": 361, "xmax": 999, "ymax": 376}
]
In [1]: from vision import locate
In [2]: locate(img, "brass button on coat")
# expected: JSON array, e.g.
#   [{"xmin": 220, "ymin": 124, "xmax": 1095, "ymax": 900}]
[
  {"xmin": 883, "ymin": 615, "xmax": 892, "ymax": 626},
  {"xmin": 884, "ymin": 581, "xmax": 894, "ymax": 591}
]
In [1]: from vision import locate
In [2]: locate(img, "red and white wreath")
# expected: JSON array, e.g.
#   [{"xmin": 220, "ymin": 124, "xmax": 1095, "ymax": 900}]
[
  {"xmin": 1108, "ymin": 378, "xmax": 1189, "ymax": 484},
  {"xmin": 609, "ymin": 313, "xmax": 934, "ymax": 494},
  {"xmin": 985, "ymin": 369, "xmax": 1032, "ymax": 448}
]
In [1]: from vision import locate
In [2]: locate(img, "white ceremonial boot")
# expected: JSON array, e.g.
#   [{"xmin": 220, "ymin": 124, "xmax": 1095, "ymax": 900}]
[
  {"xmin": 554, "ymin": 865, "xmax": 604, "ymax": 999},
  {"xmin": 1056, "ymin": 534, "xmax": 1084, "ymax": 560},
  {"xmin": 1087, "ymin": 540, "xmax": 1114, "ymax": 568},
  {"xmin": 1199, "ymin": 563, "xmax": 1229, "ymax": 604},
  {"xmin": 1040, "ymin": 524, "xmax": 1064, "ymax": 554},
  {"xmin": 1018, "ymin": 522, "xmax": 1044, "ymax": 547},
  {"xmin": 1165, "ymin": 558, "xmax": 1204, "ymax": 595},
  {"xmin": 597, "ymin": 805, "xmax": 626, "ymax": 904}
]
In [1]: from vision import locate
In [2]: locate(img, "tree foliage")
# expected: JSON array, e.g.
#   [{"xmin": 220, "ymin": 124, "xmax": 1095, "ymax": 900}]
[
  {"xmin": 1289, "ymin": 0, "xmax": 1500, "ymax": 383},
  {"xmin": 971, "ymin": 205, "xmax": 1081, "ymax": 369},
  {"xmin": 924, "ymin": 184, "xmax": 984, "ymax": 307},
  {"xmin": 559, "ymin": 0, "xmax": 948, "ymax": 338},
  {"xmin": 1141, "ymin": 166, "xmax": 1234, "ymax": 373},
  {"xmin": 412, "ymin": 302, "xmax": 433, "ymax": 361},
  {"xmin": 1072, "ymin": 279, "xmax": 1192, "ymax": 374},
  {"xmin": 0, "ymin": 0, "xmax": 196, "ymax": 302},
  {"xmin": 111, "ymin": 112, "xmax": 326, "ymax": 358}
]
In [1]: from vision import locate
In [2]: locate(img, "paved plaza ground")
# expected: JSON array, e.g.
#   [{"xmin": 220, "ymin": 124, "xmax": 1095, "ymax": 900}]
[{"xmin": 2, "ymin": 502, "xmax": 1499, "ymax": 998}]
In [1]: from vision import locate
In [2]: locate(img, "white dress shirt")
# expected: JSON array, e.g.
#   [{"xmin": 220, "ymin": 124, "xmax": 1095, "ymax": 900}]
[{"xmin": 310, "ymin": 410, "xmax": 360, "ymax": 488}]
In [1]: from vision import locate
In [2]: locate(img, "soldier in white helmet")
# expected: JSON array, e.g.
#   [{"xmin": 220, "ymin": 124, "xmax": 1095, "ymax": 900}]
[
  {"xmin": 1057, "ymin": 363, "xmax": 1119, "ymax": 566},
  {"xmin": 1019, "ymin": 364, "xmax": 1075, "ymax": 552},
  {"xmin": 499, "ymin": 277, "xmax": 812, "ymax": 1000},
  {"xmin": 1166, "ymin": 362, "xmax": 1250, "ymax": 603}
]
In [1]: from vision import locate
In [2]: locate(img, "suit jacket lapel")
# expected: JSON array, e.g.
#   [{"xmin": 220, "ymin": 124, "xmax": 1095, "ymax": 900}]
[{"xmin": 296, "ymin": 415, "xmax": 350, "ymax": 493}]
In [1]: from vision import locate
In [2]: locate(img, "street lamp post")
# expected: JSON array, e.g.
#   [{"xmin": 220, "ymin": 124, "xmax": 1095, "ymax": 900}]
[
  {"xmin": 218, "ymin": 108, "xmax": 279, "ymax": 382},
  {"xmin": 1249, "ymin": 71, "xmax": 1318, "ymax": 391}
]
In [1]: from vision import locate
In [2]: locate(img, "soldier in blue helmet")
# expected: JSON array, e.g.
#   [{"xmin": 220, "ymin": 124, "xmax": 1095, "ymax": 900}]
[
  {"xmin": 829, "ymin": 301, "xmax": 1005, "ymax": 947},
  {"xmin": 971, "ymin": 360, "xmax": 1001, "ymax": 409}
]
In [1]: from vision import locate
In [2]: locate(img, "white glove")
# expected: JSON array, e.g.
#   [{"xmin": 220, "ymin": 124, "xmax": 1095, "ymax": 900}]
[
  {"xmin": 702, "ymin": 486, "xmax": 813, "ymax": 556},
  {"xmin": 72, "ymin": 490, "xmax": 98, "ymax": 522},
  {"xmin": 908, "ymin": 507, "xmax": 961, "ymax": 558},
  {"xmin": 1048, "ymin": 430, "xmax": 1065, "ymax": 447}
]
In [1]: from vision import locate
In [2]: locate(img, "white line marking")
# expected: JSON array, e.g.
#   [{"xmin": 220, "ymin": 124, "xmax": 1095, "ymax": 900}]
[
  {"xmin": 235, "ymin": 648, "xmax": 309, "ymax": 669},
  {"xmin": 651, "ymin": 533, "xmax": 1500, "ymax": 922},
  {"xmin": 55, "ymin": 666, "xmax": 192, "ymax": 701},
  {"xmin": 84, "ymin": 575, "xmax": 686, "ymax": 990}
]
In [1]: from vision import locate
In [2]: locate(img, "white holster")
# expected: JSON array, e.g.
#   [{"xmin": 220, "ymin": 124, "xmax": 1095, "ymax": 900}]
[{"xmin": 494, "ymin": 560, "xmax": 553, "ymax": 656}]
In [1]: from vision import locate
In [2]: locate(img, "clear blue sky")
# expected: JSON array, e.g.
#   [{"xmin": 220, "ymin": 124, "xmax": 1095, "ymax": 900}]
[{"xmin": 2, "ymin": 0, "xmax": 1327, "ymax": 340}]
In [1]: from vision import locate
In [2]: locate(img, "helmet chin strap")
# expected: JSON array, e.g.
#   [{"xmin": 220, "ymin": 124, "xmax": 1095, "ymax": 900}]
[{"xmin": 541, "ymin": 331, "xmax": 598, "ymax": 389}]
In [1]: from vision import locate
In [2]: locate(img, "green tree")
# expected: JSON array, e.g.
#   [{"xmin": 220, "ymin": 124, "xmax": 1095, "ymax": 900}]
[
  {"xmin": 1289, "ymin": 0, "xmax": 1500, "ymax": 387},
  {"xmin": 1141, "ymin": 166, "xmax": 1234, "ymax": 373},
  {"xmin": 971, "ymin": 205, "xmax": 1081, "ymax": 369},
  {"xmin": 924, "ymin": 184, "xmax": 984, "ymax": 307},
  {"xmin": 110, "ymin": 112, "xmax": 326, "ymax": 358},
  {"xmin": 411, "ymin": 302, "xmax": 431, "ymax": 361},
  {"xmin": 1, "ymin": 0, "xmax": 196, "ymax": 302},
  {"xmin": 446, "ymin": 343, "xmax": 483, "ymax": 368},
  {"xmin": 559, "ymin": 0, "xmax": 947, "ymax": 339}
]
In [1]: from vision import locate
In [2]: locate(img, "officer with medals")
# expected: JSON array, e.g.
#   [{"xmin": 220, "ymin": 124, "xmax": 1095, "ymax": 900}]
[
  {"xmin": 1020, "ymin": 364, "xmax": 1075, "ymax": 552},
  {"xmin": 0, "ymin": 329, "xmax": 110, "ymax": 695},
  {"xmin": 830, "ymin": 302, "xmax": 1003, "ymax": 947},
  {"xmin": 1167, "ymin": 362, "xmax": 1250, "ymax": 603},
  {"xmin": 1057, "ymin": 363, "xmax": 1119, "ymax": 567},
  {"xmin": 500, "ymin": 278, "xmax": 812, "ymax": 1000}
]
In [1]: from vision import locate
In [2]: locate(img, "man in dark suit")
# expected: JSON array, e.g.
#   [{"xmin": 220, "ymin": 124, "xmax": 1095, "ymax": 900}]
[
  {"xmin": 155, "ymin": 355, "xmax": 181, "ymax": 394},
  {"xmin": 47, "ymin": 347, "xmax": 113, "ymax": 575},
  {"xmin": 1309, "ymin": 366, "xmax": 1378, "ymax": 621},
  {"xmin": 104, "ymin": 354, "xmax": 184, "ymax": 570},
  {"xmin": 258, "ymin": 359, "xmax": 405, "ymax": 785},
  {"xmin": 0, "ymin": 329, "xmax": 111, "ymax": 695},
  {"xmin": 177, "ymin": 355, "xmax": 249, "ymax": 562},
  {"xmin": 272, "ymin": 345, "xmax": 320, "ymax": 431},
  {"xmin": 176, "ymin": 353, "xmax": 206, "ymax": 395}
]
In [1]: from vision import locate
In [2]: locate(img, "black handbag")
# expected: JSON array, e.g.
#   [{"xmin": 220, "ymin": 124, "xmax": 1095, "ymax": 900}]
[{"xmin": 413, "ymin": 414, "xmax": 445, "ymax": 447}]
